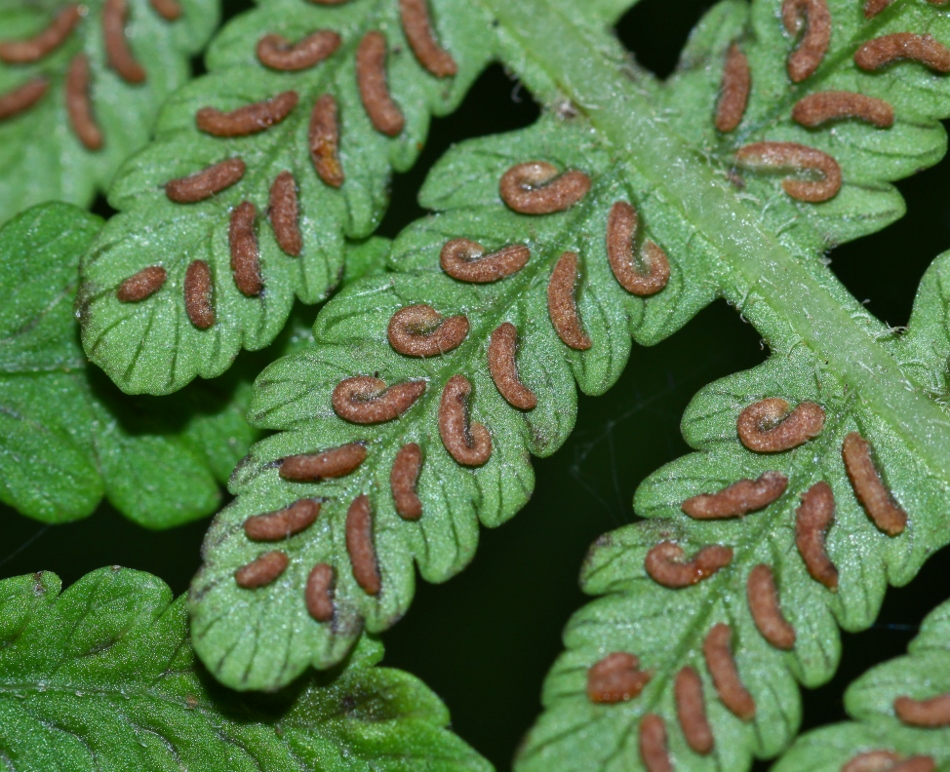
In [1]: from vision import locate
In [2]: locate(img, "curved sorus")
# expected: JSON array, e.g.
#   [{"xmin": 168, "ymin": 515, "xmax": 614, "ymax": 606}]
[
  {"xmin": 736, "ymin": 397, "xmax": 825, "ymax": 452},
  {"xmin": 863, "ymin": 0, "xmax": 893, "ymax": 17},
  {"xmin": 703, "ymin": 623, "xmax": 756, "ymax": 720},
  {"xmin": 586, "ymin": 652, "xmax": 651, "ymax": 704},
  {"xmin": 391, "ymin": 443, "xmax": 423, "ymax": 520},
  {"xmin": 438, "ymin": 374, "xmax": 492, "ymax": 466},
  {"xmin": 735, "ymin": 141, "xmax": 842, "ymax": 203},
  {"xmin": 639, "ymin": 715, "xmax": 672, "ymax": 772},
  {"xmin": 855, "ymin": 33, "xmax": 950, "ymax": 73},
  {"xmin": 747, "ymin": 564, "xmax": 796, "ymax": 650},
  {"xmin": 498, "ymin": 161, "xmax": 591, "ymax": 214},
  {"xmin": 229, "ymin": 201, "xmax": 262, "ymax": 296},
  {"xmin": 332, "ymin": 376, "xmax": 426, "ymax": 424},
  {"xmin": 165, "ymin": 158, "xmax": 246, "ymax": 203},
  {"xmin": 305, "ymin": 563, "xmax": 335, "ymax": 622},
  {"xmin": 257, "ymin": 31, "xmax": 342, "ymax": 71},
  {"xmin": 681, "ymin": 471, "xmax": 788, "ymax": 519},
  {"xmin": 346, "ymin": 494, "xmax": 381, "ymax": 596},
  {"xmin": 66, "ymin": 55, "xmax": 103, "ymax": 151},
  {"xmin": 842, "ymin": 432, "xmax": 908, "ymax": 536},
  {"xmin": 792, "ymin": 91, "xmax": 894, "ymax": 129},
  {"xmin": 103, "ymin": 0, "xmax": 146, "ymax": 84},
  {"xmin": 387, "ymin": 304, "xmax": 469, "ymax": 356},
  {"xmin": 269, "ymin": 171, "xmax": 302, "ymax": 257},
  {"xmin": 715, "ymin": 42, "xmax": 750, "ymax": 133},
  {"xmin": 356, "ymin": 31, "xmax": 404, "ymax": 137},
  {"xmin": 547, "ymin": 251, "xmax": 592, "ymax": 351},
  {"xmin": 279, "ymin": 442, "xmax": 367, "ymax": 481},
  {"xmin": 644, "ymin": 541, "xmax": 733, "ymax": 588},
  {"xmin": 234, "ymin": 551, "xmax": 288, "ymax": 588},
  {"xmin": 116, "ymin": 265, "xmax": 166, "ymax": 302},
  {"xmin": 795, "ymin": 481, "xmax": 838, "ymax": 590},
  {"xmin": 894, "ymin": 693, "xmax": 950, "ymax": 727},
  {"xmin": 0, "ymin": 77, "xmax": 48, "ymax": 121},
  {"xmin": 439, "ymin": 238, "xmax": 530, "ymax": 283},
  {"xmin": 843, "ymin": 752, "xmax": 934, "ymax": 772},
  {"xmin": 196, "ymin": 91, "xmax": 299, "ymax": 137},
  {"xmin": 0, "ymin": 5, "xmax": 81, "ymax": 63},
  {"xmin": 606, "ymin": 201, "xmax": 671, "ymax": 296},
  {"xmin": 309, "ymin": 94, "xmax": 344, "ymax": 188},
  {"xmin": 781, "ymin": 0, "xmax": 831, "ymax": 83},
  {"xmin": 399, "ymin": 0, "xmax": 457, "ymax": 78},
  {"xmin": 244, "ymin": 499, "xmax": 320, "ymax": 541},
  {"xmin": 184, "ymin": 259, "xmax": 214, "ymax": 329},
  {"xmin": 488, "ymin": 322, "xmax": 537, "ymax": 410},
  {"xmin": 675, "ymin": 666, "xmax": 714, "ymax": 755},
  {"xmin": 149, "ymin": 0, "xmax": 182, "ymax": 21}
]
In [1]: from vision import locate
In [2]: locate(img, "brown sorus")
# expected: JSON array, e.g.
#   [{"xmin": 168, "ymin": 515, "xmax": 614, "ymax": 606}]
[
  {"xmin": 332, "ymin": 376, "xmax": 426, "ymax": 424},
  {"xmin": 356, "ymin": 31, "xmax": 404, "ymax": 137},
  {"xmin": 863, "ymin": 0, "xmax": 894, "ymax": 17},
  {"xmin": 736, "ymin": 142, "xmax": 842, "ymax": 202},
  {"xmin": 675, "ymin": 667, "xmax": 714, "ymax": 755},
  {"xmin": 586, "ymin": 652, "xmax": 652, "ymax": 704},
  {"xmin": 305, "ymin": 563, "xmax": 335, "ymax": 622},
  {"xmin": 488, "ymin": 322, "xmax": 537, "ymax": 410},
  {"xmin": 184, "ymin": 259, "xmax": 214, "ymax": 329},
  {"xmin": 795, "ymin": 481, "xmax": 838, "ymax": 589},
  {"xmin": 196, "ymin": 91, "xmax": 299, "ymax": 137},
  {"xmin": 234, "ymin": 550, "xmax": 288, "ymax": 588},
  {"xmin": 894, "ymin": 693, "xmax": 950, "ymax": 727},
  {"xmin": 388, "ymin": 304, "xmax": 469, "ymax": 356},
  {"xmin": 606, "ymin": 201, "xmax": 670, "ymax": 296},
  {"xmin": 149, "ymin": 0, "xmax": 182, "ymax": 21},
  {"xmin": 229, "ymin": 201, "xmax": 262, "ymax": 296},
  {"xmin": 399, "ymin": 0, "xmax": 457, "ymax": 78},
  {"xmin": 279, "ymin": 442, "xmax": 367, "ymax": 481},
  {"xmin": 0, "ymin": 77, "xmax": 48, "ymax": 121},
  {"xmin": 843, "ymin": 752, "xmax": 935, "ymax": 772},
  {"xmin": 103, "ymin": 0, "xmax": 147, "ymax": 84},
  {"xmin": 439, "ymin": 374, "xmax": 492, "ymax": 466},
  {"xmin": 855, "ymin": 33, "xmax": 950, "ymax": 73},
  {"xmin": 391, "ymin": 443, "xmax": 423, "ymax": 520},
  {"xmin": 644, "ymin": 541, "xmax": 733, "ymax": 588},
  {"xmin": 165, "ymin": 158, "xmax": 246, "ymax": 203},
  {"xmin": 117, "ymin": 265, "xmax": 166, "ymax": 302},
  {"xmin": 682, "ymin": 471, "xmax": 788, "ymax": 519},
  {"xmin": 310, "ymin": 94, "xmax": 344, "ymax": 187},
  {"xmin": 782, "ymin": 0, "xmax": 831, "ymax": 83},
  {"xmin": 547, "ymin": 251, "xmax": 592, "ymax": 351},
  {"xmin": 0, "ymin": 5, "xmax": 81, "ymax": 63},
  {"xmin": 736, "ymin": 397, "xmax": 825, "ymax": 452},
  {"xmin": 639, "ymin": 714, "xmax": 672, "ymax": 772},
  {"xmin": 257, "ymin": 31, "xmax": 342, "ymax": 71},
  {"xmin": 715, "ymin": 43, "xmax": 751, "ymax": 133},
  {"xmin": 66, "ymin": 55, "xmax": 103, "ymax": 151},
  {"xmin": 703, "ymin": 623, "xmax": 756, "ymax": 720},
  {"xmin": 346, "ymin": 494, "xmax": 381, "ymax": 596},
  {"xmin": 747, "ymin": 564, "xmax": 796, "ymax": 650},
  {"xmin": 269, "ymin": 171, "xmax": 303, "ymax": 257},
  {"xmin": 842, "ymin": 432, "xmax": 907, "ymax": 536},
  {"xmin": 792, "ymin": 91, "xmax": 894, "ymax": 129},
  {"xmin": 440, "ymin": 238, "xmax": 530, "ymax": 283},
  {"xmin": 244, "ymin": 499, "xmax": 320, "ymax": 541},
  {"xmin": 499, "ymin": 161, "xmax": 591, "ymax": 214}
]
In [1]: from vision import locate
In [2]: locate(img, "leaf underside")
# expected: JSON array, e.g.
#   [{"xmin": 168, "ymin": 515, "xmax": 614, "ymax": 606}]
[
  {"xmin": 0, "ymin": 0, "xmax": 218, "ymax": 224},
  {"xmin": 0, "ymin": 566, "xmax": 491, "ymax": 772}
]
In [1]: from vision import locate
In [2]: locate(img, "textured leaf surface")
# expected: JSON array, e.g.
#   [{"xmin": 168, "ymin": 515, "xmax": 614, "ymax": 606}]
[
  {"xmin": 79, "ymin": 0, "xmax": 496, "ymax": 395},
  {"xmin": 190, "ymin": 0, "xmax": 950, "ymax": 693},
  {"xmin": 0, "ymin": 567, "xmax": 491, "ymax": 771},
  {"xmin": 0, "ymin": 0, "xmax": 218, "ymax": 224}
]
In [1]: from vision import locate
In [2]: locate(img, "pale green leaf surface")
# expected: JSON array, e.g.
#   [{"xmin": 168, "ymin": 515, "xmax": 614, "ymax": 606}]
[
  {"xmin": 0, "ymin": 0, "xmax": 218, "ymax": 224},
  {"xmin": 0, "ymin": 567, "xmax": 491, "ymax": 772}
]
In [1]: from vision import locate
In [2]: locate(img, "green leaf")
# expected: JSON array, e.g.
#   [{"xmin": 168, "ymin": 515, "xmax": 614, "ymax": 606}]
[
  {"xmin": 0, "ymin": 0, "xmax": 218, "ymax": 224},
  {"xmin": 79, "ymin": 0, "xmax": 497, "ymax": 395},
  {"xmin": 773, "ymin": 594, "xmax": 950, "ymax": 771},
  {"xmin": 0, "ymin": 566, "xmax": 491, "ymax": 771}
]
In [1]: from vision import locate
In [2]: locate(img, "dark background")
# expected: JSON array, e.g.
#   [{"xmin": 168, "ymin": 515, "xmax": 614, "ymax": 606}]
[{"xmin": 4, "ymin": 0, "xmax": 950, "ymax": 769}]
